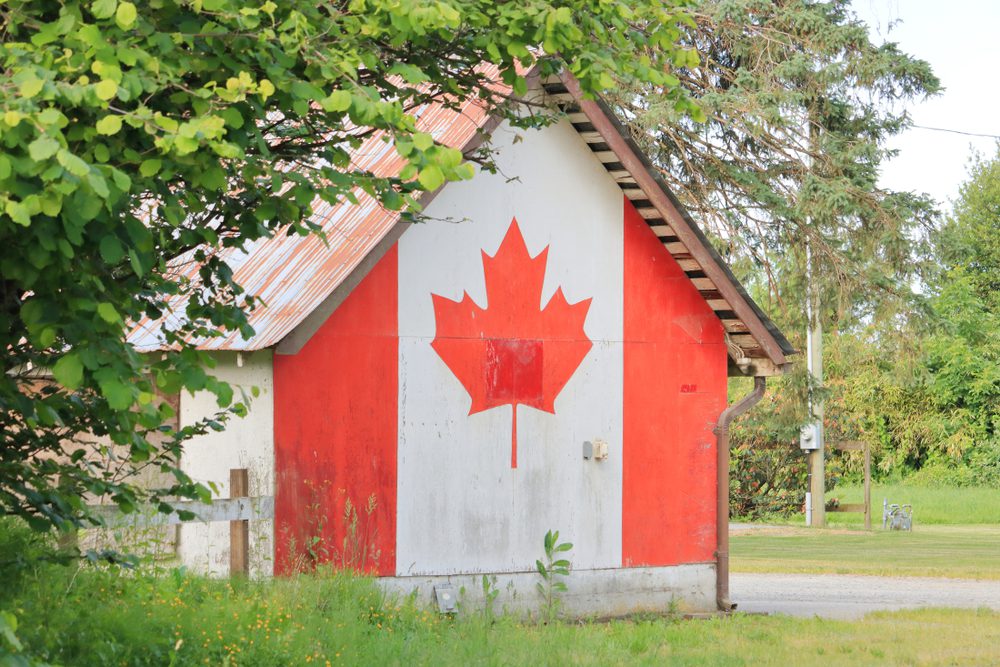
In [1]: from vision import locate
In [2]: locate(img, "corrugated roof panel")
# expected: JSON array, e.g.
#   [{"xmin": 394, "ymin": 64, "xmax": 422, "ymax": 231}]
[
  {"xmin": 128, "ymin": 81, "xmax": 496, "ymax": 352},
  {"xmin": 128, "ymin": 68, "xmax": 793, "ymax": 369}
]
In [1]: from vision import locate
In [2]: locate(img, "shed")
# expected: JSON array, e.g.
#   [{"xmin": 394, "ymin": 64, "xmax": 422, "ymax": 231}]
[{"xmin": 130, "ymin": 72, "xmax": 793, "ymax": 616}]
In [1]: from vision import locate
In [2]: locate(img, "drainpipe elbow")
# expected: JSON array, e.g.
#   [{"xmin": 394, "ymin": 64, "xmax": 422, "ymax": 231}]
[{"xmin": 715, "ymin": 376, "xmax": 767, "ymax": 613}]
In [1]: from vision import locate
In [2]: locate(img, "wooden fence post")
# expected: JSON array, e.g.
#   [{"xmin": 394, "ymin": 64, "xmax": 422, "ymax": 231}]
[
  {"xmin": 56, "ymin": 474, "xmax": 78, "ymax": 555},
  {"xmin": 230, "ymin": 468, "xmax": 249, "ymax": 577},
  {"xmin": 864, "ymin": 442, "xmax": 872, "ymax": 531}
]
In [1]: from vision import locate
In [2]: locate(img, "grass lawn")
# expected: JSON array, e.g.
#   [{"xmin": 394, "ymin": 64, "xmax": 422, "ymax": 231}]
[
  {"xmin": 731, "ymin": 524, "xmax": 1000, "ymax": 579},
  {"xmin": 4, "ymin": 482, "xmax": 999, "ymax": 667},
  {"xmin": 732, "ymin": 483, "xmax": 1000, "ymax": 579},
  {"xmin": 3, "ymin": 563, "xmax": 1000, "ymax": 666},
  {"xmin": 825, "ymin": 483, "xmax": 1000, "ymax": 526}
]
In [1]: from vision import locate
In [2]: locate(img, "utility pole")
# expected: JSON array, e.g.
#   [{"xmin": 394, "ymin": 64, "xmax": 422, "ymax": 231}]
[
  {"xmin": 800, "ymin": 103, "xmax": 825, "ymax": 527},
  {"xmin": 803, "ymin": 240, "xmax": 825, "ymax": 527}
]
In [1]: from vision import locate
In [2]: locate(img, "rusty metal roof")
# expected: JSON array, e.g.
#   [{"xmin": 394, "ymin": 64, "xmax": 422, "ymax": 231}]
[
  {"xmin": 127, "ymin": 87, "xmax": 494, "ymax": 352},
  {"xmin": 129, "ymin": 70, "xmax": 792, "ymax": 375}
]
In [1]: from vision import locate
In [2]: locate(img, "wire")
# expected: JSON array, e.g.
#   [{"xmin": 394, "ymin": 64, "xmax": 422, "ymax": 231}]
[{"xmin": 910, "ymin": 124, "xmax": 1000, "ymax": 140}]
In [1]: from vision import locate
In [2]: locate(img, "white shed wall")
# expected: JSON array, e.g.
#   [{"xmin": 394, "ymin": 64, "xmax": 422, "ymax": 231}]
[
  {"xmin": 396, "ymin": 117, "xmax": 625, "ymax": 575},
  {"xmin": 177, "ymin": 351, "xmax": 274, "ymax": 577}
]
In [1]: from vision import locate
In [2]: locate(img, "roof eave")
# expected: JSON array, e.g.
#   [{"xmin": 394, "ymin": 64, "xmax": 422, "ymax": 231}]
[{"xmin": 557, "ymin": 72, "xmax": 794, "ymax": 374}]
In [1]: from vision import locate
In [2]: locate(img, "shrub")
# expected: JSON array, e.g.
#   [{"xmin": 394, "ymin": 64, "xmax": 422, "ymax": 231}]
[{"xmin": 730, "ymin": 442, "xmax": 840, "ymax": 520}]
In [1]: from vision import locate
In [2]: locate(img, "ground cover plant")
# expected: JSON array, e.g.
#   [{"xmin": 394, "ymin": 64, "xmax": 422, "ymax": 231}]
[
  {"xmin": 825, "ymin": 482, "xmax": 1000, "ymax": 526},
  {"xmin": 731, "ymin": 524, "xmax": 1000, "ymax": 581},
  {"xmin": 731, "ymin": 481, "xmax": 1000, "ymax": 579},
  {"xmin": 2, "ymin": 553, "xmax": 999, "ymax": 665},
  {"xmin": 2, "ymin": 518, "xmax": 998, "ymax": 666}
]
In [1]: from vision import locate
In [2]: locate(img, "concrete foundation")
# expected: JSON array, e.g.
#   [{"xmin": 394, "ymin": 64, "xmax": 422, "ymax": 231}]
[{"xmin": 379, "ymin": 563, "xmax": 716, "ymax": 618}]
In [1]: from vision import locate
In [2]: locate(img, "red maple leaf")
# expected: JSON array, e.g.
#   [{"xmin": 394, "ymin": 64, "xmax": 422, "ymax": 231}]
[{"xmin": 431, "ymin": 218, "xmax": 593, "ymax": 468}]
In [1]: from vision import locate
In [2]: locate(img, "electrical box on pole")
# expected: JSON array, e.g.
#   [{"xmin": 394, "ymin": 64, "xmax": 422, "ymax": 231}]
[{"xmin": 800, "ymin": 422, "xmax": 822, "ymax": 450}]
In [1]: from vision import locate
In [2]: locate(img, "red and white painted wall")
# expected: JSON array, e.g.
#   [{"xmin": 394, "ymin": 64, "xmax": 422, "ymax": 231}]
[{"xmin": 175, "ymin": 112, "xmax": 727, "ymax": 614}]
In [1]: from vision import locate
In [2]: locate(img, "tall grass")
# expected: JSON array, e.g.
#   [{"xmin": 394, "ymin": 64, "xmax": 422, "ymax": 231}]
[
  {"xmin": 4, "ymin": 562, "xmax": 1000, "ymax": 666},
  {"xmin": 826, "ymin": 483, "xmax": 1000, "ymax": 525},
  {"xmin": 4, "ymin": 518, "xmax": 1000, "ymax": 665}
]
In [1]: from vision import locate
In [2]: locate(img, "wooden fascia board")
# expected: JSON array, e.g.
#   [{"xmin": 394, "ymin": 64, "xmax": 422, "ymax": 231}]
[{"xmin": 559, "ymin": 72, "xmax": 788, "ymax": 368}]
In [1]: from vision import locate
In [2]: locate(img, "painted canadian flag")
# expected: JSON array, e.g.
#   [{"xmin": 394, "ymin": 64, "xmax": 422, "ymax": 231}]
[
  {"xmin": 395, "ymin": 123, "xmax": 629, "ymax": 576},
  {"xmin": 430, "ymin": 219, "xmax": 593, "ymax": 469},
  {"xmin": 274, "ymin": 119, "xmax": 725, "ymax": 581}
]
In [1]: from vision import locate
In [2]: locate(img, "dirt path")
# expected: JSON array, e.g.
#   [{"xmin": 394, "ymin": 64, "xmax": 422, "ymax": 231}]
[{"xmin": 731, "ymin": 573, "xmax": 1000, "ymax": 619}]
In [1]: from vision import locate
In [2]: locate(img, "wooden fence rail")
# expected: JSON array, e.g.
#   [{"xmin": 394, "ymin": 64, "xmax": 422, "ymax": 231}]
[
  {"xmin": 82, "ymin": 468, "xmax": 271, "ymax": 577},
  {"xmin": 86, "ymin": 496, "xmax": 274, "ymax": 528}
]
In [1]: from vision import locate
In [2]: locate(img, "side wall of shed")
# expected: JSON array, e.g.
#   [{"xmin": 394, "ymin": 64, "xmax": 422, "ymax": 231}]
[
  {"xmin": 177, "ymin": 351, "xmax": 275, "ymax": 577},
  {"xmin": 272, "ymin": 117, "xmax": 726, "ymax": 584}
]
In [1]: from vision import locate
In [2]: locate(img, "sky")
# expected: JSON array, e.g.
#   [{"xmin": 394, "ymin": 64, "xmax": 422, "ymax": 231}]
[{"xmin": 851, "ymin": 0, "xmax": 1000, "ymax": 211}]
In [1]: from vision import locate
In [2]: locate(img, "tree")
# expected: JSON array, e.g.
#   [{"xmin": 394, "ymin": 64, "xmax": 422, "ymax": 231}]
[
  {"xmin": 918, "ymin": 150, "xmax": 1000, "ymax": 479},
  {"xmin": 815, "ymin": 149, "xmax": 1000, "ymax": 484},
  {"xmin": 615, "ymin": 0, "xmax": 939, "ymax": 328},
  {"xmin": 620, "ymin": 2, "xmax": 941, "ymax": 511},
  {"xmin": 0, "ymin": 0, "xmax": 701, "ymax": 538}
]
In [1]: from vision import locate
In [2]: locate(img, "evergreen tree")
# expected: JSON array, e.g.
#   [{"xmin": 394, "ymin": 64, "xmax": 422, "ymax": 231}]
[{"xmin": 616, "ymin": 0, "xmax": 940, "ymax": 330}]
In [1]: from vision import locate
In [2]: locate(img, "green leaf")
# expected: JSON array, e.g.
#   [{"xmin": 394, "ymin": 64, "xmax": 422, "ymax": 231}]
[
  {"xmin": 99, "ymin": 235, "xmax": 125, "ymax": 263},
  {"xmin": 95, "ymin": 79, "xmax": 119, "ymax": 101},
  {"xmin": 97, "ymin": 302, "xmax": 120, "ymax": 323},
  {"xmin": 38, "ymin": 108, "xmax": 63, "ymax": 127},
  {"xmin": 139, "ymin": 159, "xmax": 162, "ymax": 177},
  {"xmin": 52, "ymin": 353, "xmax": 84, "ymax": 389},
  {"xmin": 417, "ymin": 164, "xmax": 444, "ymax": 191},
  {"xmin": 128, "ymin": 248, "xmax": 147, "ymax": 276},
  {"xmin": 19, "ymin": 77, "xmax": 44, "ymax": 99},
  {"xmin": 92, "ymin": 0, "xmax": 118, "ymax": 19},
  {"xmin": 40, "ymin": 193, "xmax": 63, "ymax": 216},
  {"xmin": 258, "ymin": 79, "xmax": 275, "ymax": 100},
  {"xmin": 57, "ymin": 150, "xmax": 90, "ymax": 177},
  {"xmin": 0, "ymin": 611, "xmax": 23, "ymax": 651},
  {"xmin": 99, "ymin": 377, "xmax": 133, "ymax": 410},
  {"xmin": 37, "ymin": 327, "xmax": 57, "ymax": 349},
  {"xmin": 28, "ymin": 135, "xmax": 60, "ymax": 161},
  {"xmin": 412, "ymin": 132, "xmax": 434, "ymax": 151},
  {"xmin": 115, "ymin": 1, "xmax": 137, "ymax": 28},
  {"xmin": 220, "ymin": 107, "xmax": 244, "ymax": 128},
  {"xmin": 5, "ymin": 200, "xmax": 31, "ymax": 226},
  {"xmin": 321, "ymin": 90, "xmax": 352, "ymax": 112},
  {"xmin": 95, "ymin": 115, "xmax": 123, "ymax": 135},
  {"xmin": 174, "ymin": 135, "xmax": 199, "ymax": 154}
]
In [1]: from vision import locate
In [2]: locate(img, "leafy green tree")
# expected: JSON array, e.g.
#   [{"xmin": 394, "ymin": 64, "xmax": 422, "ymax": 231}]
[
  {"xmin": 643, "ymin": 2, "xmax": 941, "ymax": 509},
  {"xmin": 821, "ymin": 150, "xmax": 1000, "ymax": 484},
  {"xmin": 919, "ymin": 151, "xmax": 1000, "ymax": 479},
  {"xmin": 0, "ymin": 0, "xmax": 700, "ymax": 538}
]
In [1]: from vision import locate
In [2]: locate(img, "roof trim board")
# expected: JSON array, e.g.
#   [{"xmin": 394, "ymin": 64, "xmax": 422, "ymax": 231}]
[
  {"xmin": 554, "ymin": 72, "xmax": 793, "ymax": 371},
  {"xmin": 132, "ymin": 68, "xmax": 793, "ymax": 376}
]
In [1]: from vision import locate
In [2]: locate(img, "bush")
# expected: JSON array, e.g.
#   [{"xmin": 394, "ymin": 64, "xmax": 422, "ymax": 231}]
[
  {"xmin": 906, "ymin": 464, "xmax": 980, "ymax": 488},
  {"xmin": 730, "ymin": 442, "xmax": 841, "ymax": 520},
  {"xmin": 730, "ymin": 442, "xmax": 806, "ymax": 519}
]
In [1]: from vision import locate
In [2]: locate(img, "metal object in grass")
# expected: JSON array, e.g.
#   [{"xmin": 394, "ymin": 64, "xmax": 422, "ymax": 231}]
[{"xmin": 882, "ymin": 498, "xmax": 913, "ymax": 531}]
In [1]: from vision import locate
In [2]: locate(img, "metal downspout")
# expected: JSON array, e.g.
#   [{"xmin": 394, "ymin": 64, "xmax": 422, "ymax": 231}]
[{"xmin": 714, "ymin": 375, "xmax": 767, "ymax": 612}]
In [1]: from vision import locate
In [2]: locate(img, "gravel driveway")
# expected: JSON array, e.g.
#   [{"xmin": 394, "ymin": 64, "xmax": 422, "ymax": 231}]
[{"xmin": 731, "ymin": 573, "xmax": 1000, "ymax": 619}]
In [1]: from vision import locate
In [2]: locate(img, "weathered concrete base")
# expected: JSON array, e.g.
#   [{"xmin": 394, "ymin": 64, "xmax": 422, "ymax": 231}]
[{"xmin": 379, "ymin": 563, "xmax": 716, "ymax": 618}]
